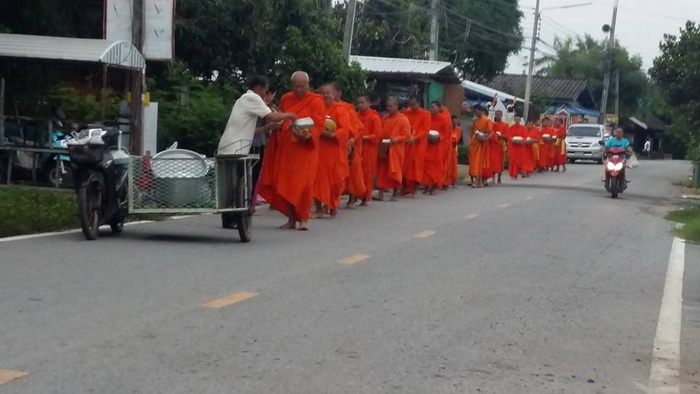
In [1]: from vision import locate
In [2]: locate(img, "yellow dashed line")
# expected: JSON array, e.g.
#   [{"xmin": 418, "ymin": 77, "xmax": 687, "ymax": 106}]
[
  {"xmin": 0, "ymin": 370, "xmax": 28, "ymax": 386},
  {"xmin": 203, "ymin": 292, "xmax": 258, "ymax": 309},
  {"xmin": 414, "ymin": 230, "xmax": 436, "ymax": 238},
  {"xmin": 465, "ymin": 213, "xmax": 480, "ymax": 219},
  {"xmin": 339, "ymin": 254, "xmax": 371, "ymax": 265}
]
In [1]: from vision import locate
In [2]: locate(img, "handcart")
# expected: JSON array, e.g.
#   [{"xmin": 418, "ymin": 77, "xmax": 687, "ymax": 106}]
[{"xmin": 128, "ymin": 145, "xmax": 259, "ymax": 243}]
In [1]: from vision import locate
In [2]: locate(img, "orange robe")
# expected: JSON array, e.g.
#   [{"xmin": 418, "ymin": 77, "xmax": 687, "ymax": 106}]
[
  {"xmin": 343, "ymin": 102, "xmax": 366, "ymax": 198},
  {"xmin": 358, "ymin": 109, "xmax": 382, "ymax": 200},
  {"xmin": 260, "ymin": 91, "xmax": 324, "ymax": 222},
  {"xmin": 555, "ymin": 126, "xmax": 567, "ymax": 165},
  {"xmin": 529, "ymin": 126, "xmax": 541, "ymax": 169},
  {"xmin": 524, "ymin": 127, "xmax": 539, "ymax": 173},
  {"xmin": 314, "ymin": 102, "xmax": 350, "ymax": 210},
  {"xmin": 403, "ymin": 107, "xmax": 431, "ymax": 188},
  {"xmin": 468, "ymin": 115, "xmax": 493, "ymax": 178},
  {"xmin": 447, "ymin": 125, "xmax": 461, "ymax": 186},
  {"xmin": 507, "ymin": 124, "xmax": 528, "ymax": 178},
  {"xmin": 490, "ymin": 121, "xmax": 508, "ymax": 176},
  {"xmin": 539, "ymin": 126, "xmax": 556, "ymax": 169},
  {"xmin": 440, "ymin": 109, "xmax": 454, "ymax": 186},
  {"xmin": 377, "ymin": 112, "xmax": 410, "ymax": 189},
  {"xmin": 424, "ymin": 113, "xmax": 450, "ymax": 186}
]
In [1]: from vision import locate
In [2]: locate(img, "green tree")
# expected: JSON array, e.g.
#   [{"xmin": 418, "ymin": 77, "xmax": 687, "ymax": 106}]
[
  {"xmin": 650, "ymin": 21, "xmax": 700, "ymax": 162},
  {"xmin": 534, "ymin": 35, "xmax": 649, "ymax": 118},
  {"xmin": 349, "ymin": 0, "xmax": 523, "ymax": 80}
]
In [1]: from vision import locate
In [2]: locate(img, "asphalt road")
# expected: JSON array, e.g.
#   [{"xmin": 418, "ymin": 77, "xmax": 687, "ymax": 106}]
[{"xmin": 0, "ymin": 160, "xmax": 697, "ymax": 393}]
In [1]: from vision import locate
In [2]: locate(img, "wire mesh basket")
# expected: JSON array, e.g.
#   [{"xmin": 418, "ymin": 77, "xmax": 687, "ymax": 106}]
[{"xmin": 129, "ymin": 156, "xmax": 217, "ymax": 212}]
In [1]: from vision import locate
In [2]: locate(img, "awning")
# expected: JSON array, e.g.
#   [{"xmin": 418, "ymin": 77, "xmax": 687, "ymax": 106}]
[
  {"xmin": 461, "ymin": 80, "xmax": 523, "ymax": 103},
  {"xmin": 350, "ymin": 55, "xmax": 460, "ymax": 83},
  {"xmin": 547, "ymin": 104, "xmax": 600, "ymax": 117},
  {"xmin": 0, "ymin": 33, "xmax": 146, "ymax": 70}
]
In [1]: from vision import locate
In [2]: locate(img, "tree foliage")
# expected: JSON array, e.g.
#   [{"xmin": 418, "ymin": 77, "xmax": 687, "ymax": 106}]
[
  {"xmin": 650, "ymin": 21, "xmax": 700, "ymax": 162},
  {"xmin": 534, "ymin": 35, "xmax": 648, "ymax": 117},
  {"xmin": 350, "ymin": 0, "xmax": 523, "ymax": 80}
]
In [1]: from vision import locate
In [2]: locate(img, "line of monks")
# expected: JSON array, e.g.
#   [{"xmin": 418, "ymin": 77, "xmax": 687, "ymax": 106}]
[
  {"xmin": 257, "ymin": 71, "xmax": 568, "ymax": 231},
  {"xmin": 468, "ymin": 108, "xmax": 568, "ymax": 188}
]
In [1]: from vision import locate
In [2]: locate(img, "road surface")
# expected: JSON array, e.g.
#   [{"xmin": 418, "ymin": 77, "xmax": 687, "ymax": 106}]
[{"xmin": 1, "ymin": 160, "xmax": 698, "ymax": 393}]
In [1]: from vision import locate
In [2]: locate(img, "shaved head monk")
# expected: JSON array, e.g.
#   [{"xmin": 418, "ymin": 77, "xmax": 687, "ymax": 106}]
[
  {"xmin": 468, "ymin": 105, "xmax": 493, "ymax": 188},
  {"xmin": 402, "ymin": 95, "xmax": 431, "ymax": 198},
  {"xmin": 357, "ymin": 94, "xmax": 382, "ymax": 205},
  {"xmin": 313, "ymin": 83, "xmax": 350, "ymax": 218},
  {"xmin": 490, "ymin": 110, "xmax": 508, "ymax": 184},
  {"xmin": 259, "ymin": 71, "xmax": 325, "ymax": 230},
  {"xmin": 507, "ymin": 114, "xmax": 528, "ymax": 179},
  {"xmin": 424, "ymin": 101, "xmax": 450, "ymax": 195},
  {"xmin": 376, "ymin": 98, "xmax": 410, "ymax": 201}
]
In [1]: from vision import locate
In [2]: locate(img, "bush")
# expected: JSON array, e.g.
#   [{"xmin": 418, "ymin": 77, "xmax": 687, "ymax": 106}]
[
  {"xmin": 0, "ymin": 187, "xmax": 78, "ymax": 238},
  {"xmin": 667, "ymin": 206, "xmax": 700, "ymax": 243}
]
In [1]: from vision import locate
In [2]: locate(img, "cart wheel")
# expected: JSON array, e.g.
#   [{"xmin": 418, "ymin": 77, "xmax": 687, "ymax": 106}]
[{"xmin": 234, "ymin": 175, "xmax": 252, "ymax": 242}]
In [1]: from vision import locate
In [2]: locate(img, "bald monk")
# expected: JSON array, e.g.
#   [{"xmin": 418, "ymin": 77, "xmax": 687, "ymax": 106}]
[
  {"xmin": 507, "ymin": 114, "xmax": 528, "ymax": 179},
  {"xmin": 490, "ymin": 110, "xmax": 508, "ymax": 184},
  {"xmin": 524, "ymin": 120, "xmax": 539, "ymax": 175},
  {"xmin": 439, "ymin": 105, "xmax": 454, "ymax": 190},
  {"xmin": 553, "ymin": 118, "xmax": 567, "ymax": 172},
  {"xmin": 336, "ymin": 89, "xmax": 366, "ymax": 208},
  {"xmin": 402, "ymin": 95, "xmax": 431, "ymax": 197},
  {"xmin": 468, "ymin": 105, "xmax": 493, "ymax": 188},
  {"xmin": 259, "ymin": 71, "xmax": 325, "ymax": 231},
  {"xmin": 313, "ymin": 83, "xmax": 350, "ymax": 218},
  {"xmin": 447, "ymin": 115, "xmax": 462, "ymax": 187},
  {"xmin": 423, "ymin": 101, "xmax": 450, "ymax": 195},
  {"xmin": 357, "ymin": 94, "xmax": 381, "ymax": 205},
  {"xmin": 539, "ymin": 117, "xmax": 555, "ymax": 171},
  {"xmin": 376, "ymin": 98, "xmax": 410, "ymax": 201}
]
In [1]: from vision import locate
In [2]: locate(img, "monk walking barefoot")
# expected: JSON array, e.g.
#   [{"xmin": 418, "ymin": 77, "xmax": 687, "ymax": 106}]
[
  {"xmin": 259, "ymin": 71, "xmax": 325, "ymax": 231},
  {"xmin": 377, "ymin": 98, "xmax": 410, "ymax": 201}
]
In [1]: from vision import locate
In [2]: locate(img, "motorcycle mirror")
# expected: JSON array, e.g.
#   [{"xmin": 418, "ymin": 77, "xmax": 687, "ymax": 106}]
[{"xmin": 598, "ymin": 140, "xmax": 604, "ymax": 145}]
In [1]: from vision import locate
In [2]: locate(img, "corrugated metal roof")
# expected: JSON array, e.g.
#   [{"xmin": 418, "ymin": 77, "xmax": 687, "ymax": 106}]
[
  {"xmin": 350, "ymin": 55, "xmax": 454, "ymax": 76},
  {"xmin": 0, "ymin": 33, "xmax": 146, "ymax": 70},
  {"xmin": 461, "ymin": 80, "xmax": 524, "ymax": 103},
  {"xmin": 485, "ymin": 74, "xmax": 589, "ymax": 102}
]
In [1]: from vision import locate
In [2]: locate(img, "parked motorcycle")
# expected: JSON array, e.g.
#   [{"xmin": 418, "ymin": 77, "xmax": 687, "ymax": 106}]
[
  {"xmin": 68, "ymin": 126, "xmax": 129, "ymax": 240},
  {"xmin": 603, "ymin": 147, "xmax": 628, "ymax": 199},
  {"xmin": 45, "ymin": 119, "xmax": 77, "ymax": 187}
]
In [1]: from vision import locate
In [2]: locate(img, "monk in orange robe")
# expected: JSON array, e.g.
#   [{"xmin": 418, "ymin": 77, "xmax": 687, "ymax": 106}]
[
  {"xmin": 424, "ymin": 101, "xmax": 450, "ymax": 194},
  {"xmin": 490, "ymin": 110, "xmax": 508, "ymax": 184},
  {"xmin": 468, "ymin": 105, "xmax": 492, "ymax": 188},
  {"xmin": 343, "ymin": 101, "xmax": 366, "ymax": 208},
  {"xmin": 553, "ymin": 118, "xmax": 567, "ymax": 172},
  {"xmin": 524, "ymin": 120, "xmax": 539, "ymax": 175},
  {"xmin": 357, "ymin": 95, "xmax": 381, "ymax": 205},
  {"xmin": 376, "ymin": 98, "xmax": 410, "ymax": 201},
  {"xmin": 439, "ymin": 106, "xmax": 454, "ymax": 190},
  {"xmin": 260, "ymin": 71, "xmax": 325, "ymax": 231},
  {"xmin": 539, "ymin": 117, "xmax": 555, "ymax": 171},
  {"xmin": 313, "ymin": 83, "xmax": 350, "ymax": 218},
  {"xmin": 402, "ymin": 96, "xmax": 431, "ymax": 197},
  {"xmin": 507, "ymin": 114, "xmax": 528, "ymax": 179},
  {"xmin": 447, "ymin": 115, "xmax": 462, "ymax": 187}
]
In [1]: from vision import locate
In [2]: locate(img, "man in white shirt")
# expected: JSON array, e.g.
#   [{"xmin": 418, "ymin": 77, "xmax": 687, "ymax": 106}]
[
  {"xmin": 217, "ymin": 76, "xmax": 296, "ymax": 155},
  {"xmin": 643, "ymin": 138, "xmax": 651, "ymax": 159}
]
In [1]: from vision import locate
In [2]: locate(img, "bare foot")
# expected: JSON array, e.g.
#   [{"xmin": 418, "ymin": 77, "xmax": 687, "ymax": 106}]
[
  {"xmin": 345, "ymin": 203, "xmax": 356, "ymax": 209},
  {"xmin": 360, "ymin": 200, "xmax": 369, "ymax": 206},
  {"xmin": 311, "ymin": 211, "xmax": 323, "ymax": 219},
  {"xmin": 279, "ymin": 221, "xmax": 296, "ymax": 229},
  {"xmin": 298, "ymin": 221, "xmax": 309, "ymax": 231},
  {"xmin": 389, "ymin": 197, "xmax": 398, "ymax": 202},
  {"xmin": 329, "ymin": 209, "xmax": 338, "ymax": 217}
]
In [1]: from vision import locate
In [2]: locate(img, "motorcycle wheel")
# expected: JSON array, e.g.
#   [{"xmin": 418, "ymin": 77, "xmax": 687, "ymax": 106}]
[
  {"xmin": 78, "ymin": 182, "xmax": 102, "ymax": 240},
  {"xmin": 47, "ymin": 161, "xmax": 73, "ymax": 188},
  {"xmin": 610, "ymin": 180, "xmax": 619, "ymax": 199}
]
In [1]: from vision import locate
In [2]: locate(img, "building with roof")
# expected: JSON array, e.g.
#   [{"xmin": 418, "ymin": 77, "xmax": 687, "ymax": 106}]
[
  {"xmin": 483, "ymin": 73, "xmax": 600, "ymax": 123},
  {"xmin": 629, "ymin": 113, "xmax": 668, "ymax": 157},
  {"xmin": 350, "ymin": 55, "xmax": 464, "ymax": 115}
]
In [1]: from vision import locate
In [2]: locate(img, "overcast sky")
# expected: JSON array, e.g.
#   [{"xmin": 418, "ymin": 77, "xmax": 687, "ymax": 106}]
[{"xmin": 505, "ymin": 0, "xmax": 697, "ymax": 75}]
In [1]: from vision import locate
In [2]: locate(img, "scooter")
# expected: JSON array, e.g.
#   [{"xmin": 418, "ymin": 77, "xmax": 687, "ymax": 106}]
[
  {"xmin": 68, "ymin": 126, "xmax": 129, "ymax": 240},
  {"xmin": 45, "ymin": 120, "xmax": 77, "ymax": 187},
  {"xmin": 603, "ymin": 147, "xmax": 628, "ymax": 199}
]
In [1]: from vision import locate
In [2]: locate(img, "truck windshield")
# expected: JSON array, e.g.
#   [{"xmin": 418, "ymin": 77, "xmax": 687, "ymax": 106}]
[{"xmin": 567, "ymin": 126, "xmax": 601, "ymax": 137}]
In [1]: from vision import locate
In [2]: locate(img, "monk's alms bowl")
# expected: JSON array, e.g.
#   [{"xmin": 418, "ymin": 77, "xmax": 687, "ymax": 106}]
[
  {"xmin": 428, "ymin": 130, "xmax": 440, "ymax": 143},
  {"xmin": 292, "ymin": 117, "xmax": 314, "ymax": 130},
  {"xmin": 512, "ymin": 136, "xmax": 524, "ymax": 145},
  {"xmin": 475, "ymin": 131, "xmax": 489, "ymax": 141}
]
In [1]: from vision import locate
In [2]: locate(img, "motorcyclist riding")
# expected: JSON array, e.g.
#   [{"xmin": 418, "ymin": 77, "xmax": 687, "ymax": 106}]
[{"xmin": 603, "ymin": 127, "xmax": 633, "ymax": 182}]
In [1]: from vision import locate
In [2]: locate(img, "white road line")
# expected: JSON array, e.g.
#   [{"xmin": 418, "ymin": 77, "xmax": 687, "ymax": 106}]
[
  {"xmin": 0, "ymin": 221, "xmax": 154, "ymax": 243},
  {"xmin": 648, "ymin": 234, "xmax": 686, "ymax": 394}
]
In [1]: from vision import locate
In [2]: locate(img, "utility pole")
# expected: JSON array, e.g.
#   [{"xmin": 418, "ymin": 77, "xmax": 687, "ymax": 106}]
[
  {"xmin": 342, "ymin": 0, "xmax": 357, "ymax": 61},
  {"xmin": 600, "ymin": 0, "xmax": 619, "ymax": 125},
  {"xmin": 523, "ymin": 0, "xmax": 541, "ymax": 122},
  {"xmin": 614, "ymin": 68, "xmax": 620, "ymax": 121},
  {"xmin": 130, "ymin": 0, "xmax": 145, "ymax": 155},
  {"xmin": 429, "ymin": 0, "xmax": 439, "ymax": 61}
]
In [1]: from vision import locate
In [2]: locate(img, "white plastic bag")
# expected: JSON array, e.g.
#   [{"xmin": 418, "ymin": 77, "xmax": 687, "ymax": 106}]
[{"xmin": 627, "ymin": 152, "xmax": 639, "ymax": 169}]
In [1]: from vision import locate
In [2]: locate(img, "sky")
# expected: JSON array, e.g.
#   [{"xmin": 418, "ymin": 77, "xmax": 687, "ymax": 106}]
[{"xmin": 505, "ymin": 0, "xmax": 698, "ymax": 75}]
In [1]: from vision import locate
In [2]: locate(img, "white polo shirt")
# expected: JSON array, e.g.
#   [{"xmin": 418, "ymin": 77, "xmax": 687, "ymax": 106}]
[{"xmin": 217, "ymin": 90, "xmax": 272, "ymax": 155}]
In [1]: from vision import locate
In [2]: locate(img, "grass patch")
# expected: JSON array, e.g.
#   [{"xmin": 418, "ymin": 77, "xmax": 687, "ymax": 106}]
[
  {"xmin": 0, "ymin": 186, "xmax": 79, "ymax": 238},
  {"xmin": 666, "ymin": 206, "xmax": 700, "ymax": 243},
  {"xmin": 0, "ymin": 186, "xmax": 174, "ymax": 238}
]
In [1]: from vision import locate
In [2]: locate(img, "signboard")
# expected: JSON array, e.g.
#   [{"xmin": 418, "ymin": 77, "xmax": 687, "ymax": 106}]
[{"xmin": 105, "ymin": 0, "xmax": 174, "ymax": 60}]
